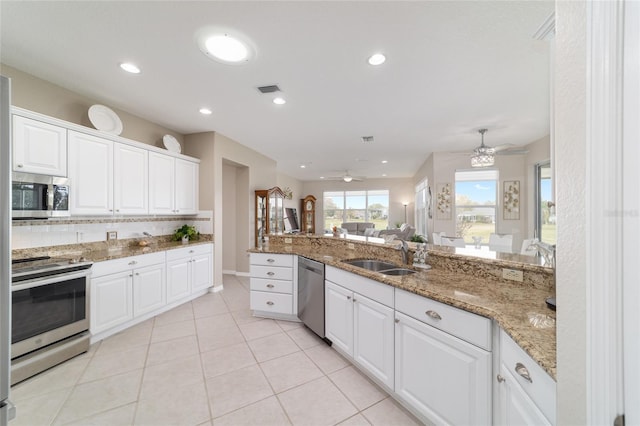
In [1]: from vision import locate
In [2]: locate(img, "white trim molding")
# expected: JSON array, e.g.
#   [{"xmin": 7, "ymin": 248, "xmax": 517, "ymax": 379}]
[{"xmin": 586, "ymin": 1, "xmax": 626, "ymax": 424}]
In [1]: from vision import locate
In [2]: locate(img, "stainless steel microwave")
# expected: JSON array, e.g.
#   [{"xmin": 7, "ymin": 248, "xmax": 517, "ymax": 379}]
[{"xmin": 11, "ymin": 172, "xmax": 70, "ymax": 218}]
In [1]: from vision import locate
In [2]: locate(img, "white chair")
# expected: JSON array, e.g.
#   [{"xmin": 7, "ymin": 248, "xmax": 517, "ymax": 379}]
[
  {"xmin": 489, "ymin": 233, "xmax": 513, "ymax": 253},
  {"xmin": 521, "ymin": 238, "xmax": 539, "ymax": 256},
  {"xmin": 440, "ymin": 236, "xmax": 466, "ymax": 248}
]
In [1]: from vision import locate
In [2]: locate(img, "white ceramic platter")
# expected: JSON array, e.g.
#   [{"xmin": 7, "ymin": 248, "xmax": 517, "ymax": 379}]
[
  {"xmin": 162, "ymin": 134, "xmax": 181, "ymax": 153},
  {"xmin": 88, "ymin": 104, "xmax": 123, "ymax": 135}
]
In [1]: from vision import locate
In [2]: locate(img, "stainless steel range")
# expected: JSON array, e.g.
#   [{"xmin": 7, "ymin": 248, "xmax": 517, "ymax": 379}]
[{"xmin": 11, "ymin": 256, "xmax": 92, "ymax": 384}]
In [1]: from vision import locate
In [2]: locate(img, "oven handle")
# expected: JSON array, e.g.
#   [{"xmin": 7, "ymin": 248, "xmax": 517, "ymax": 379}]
[{"xmin": 12, "ymin": 270, "xmax": 91, "ymax": 292}]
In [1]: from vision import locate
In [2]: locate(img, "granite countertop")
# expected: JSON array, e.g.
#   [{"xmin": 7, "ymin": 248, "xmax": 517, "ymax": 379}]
[
  {"xmin": 83, "ymin": 239, "xmax": 213, "ymax": 262},
  {"xmin": 251, "ymin": 242, "xmax": 556, "ymax": 380}
]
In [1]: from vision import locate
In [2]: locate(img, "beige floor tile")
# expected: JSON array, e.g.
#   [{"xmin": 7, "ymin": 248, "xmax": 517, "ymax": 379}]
[
  {"xmin": 287, "ymin": 326, "xmax": 324, "ymax": 350},
  {"xmin": 329, "ymin": 366, "xmax": 387, "ymax": 411},
  {"xmin": 150, "ymin": 318, "xmax": 196, "ymax": 343},
  {"xmin": 230, "ymin": 308, "xmax": 264, "ymax": 325},
  {"xmin": 62, "ymin": 402, "xmax": 137, "ymax": 426},
  {"xmin": 94, "ymin": 319, "xmax": 153, "ymax": 356},
  {"xmin": 361, "ymin": 398, "xmax": 422, "ymax": 426},
  {"xmin": 337, "ymin": 413, "xmax": 373, "ymax": 426},
  {"xmin": 9, "ymin": 387, "xmax": 71, "ymax": 426},
  {"xmin": 196, "ymin": 313, "xmax": 238, "ymax": 332},
  {"xmin": 212, "ymin": 396, "xmax": 291, "ymax": 426},
  {"xmin": 78, "ymin": 344, "xmax": 147, "ymax": 384},
  {"xmin": 275, "ymin": 319, "xmax": 304, "ymax": 331},
  {"xmin": 201, "ymin": 342, "xmax": 257, "ymax": 378},
  {"xmin": 10, "ymin": 355, "xmax": 89, "ymax": 401},
  {"xmin": 304, "ymin": 344, "xmax": 350, "ymax": 375},
  {"xmin": 193, "ymin": 293, "xmax": 229, "ymax": 318},
  {"xmin": 277, "ymin": 376, "xmax": 358, "ymax": 426},
  {"xmin": 260, "ymin": 351, "xmax": 323, "ymax": 393},
  {"xmin": 238, "ymin": 319, "xmax": 283, "ymax": 341},
  {"xmin": 146, "ymin": 334, "xmax": 200, "ymax": 366},
  {"xmin": 206, "ymin": 364, "xmax": 273, "ymax": 418},
  {"xmin": 247, "ymin": 332, "xmax": 300, "ymax": 363},
  {"xmin": 154, "ymin": 301, "xmax": 194, "ymax": 326},
  {"xmin": 197, "ymin": 322, "xmax": 245, "ymax": 353},
  {"xmin": 54, "ymin": 369, "xmax": 142, "ymax": 425},
  {"xmin": 139, "ymin": 354, "xmax": 204, "ymax": 402},
  {"xmin": 135, "ymin": 381, "xmax": 211, "ymax": 426}
]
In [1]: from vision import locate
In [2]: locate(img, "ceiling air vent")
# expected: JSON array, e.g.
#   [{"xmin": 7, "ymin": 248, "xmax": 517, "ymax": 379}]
[
  {"xmin": 257, "ymin": 85, "xmax": 281, "ymax": 93},
  {"xmin": 361, "ymin": 136, "xmax": 374, "ymax": 143}
]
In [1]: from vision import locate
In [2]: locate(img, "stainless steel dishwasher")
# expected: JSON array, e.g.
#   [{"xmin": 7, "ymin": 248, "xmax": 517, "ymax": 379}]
[{"xmin": 297, "ymin": 256, "xmax": 326, "ymax": 338}]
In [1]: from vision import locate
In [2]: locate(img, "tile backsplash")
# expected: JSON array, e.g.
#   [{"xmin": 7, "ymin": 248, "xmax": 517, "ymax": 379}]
[{"xmin": 11, "ymin": 211, "xmax": 213, "ymax": 249}]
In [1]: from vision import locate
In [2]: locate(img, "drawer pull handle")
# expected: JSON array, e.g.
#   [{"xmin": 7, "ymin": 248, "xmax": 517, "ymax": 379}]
[
  {"xmin": 266, "ymin": 301, "xmax": 274, "ymax": 306},
  {"xmin": 267, "ymin": 272, "xmax": 275, "ymax": 276},
  {"xmin": 425, "ymin": 310, "xmax": 442, "ymax": 320},
  {"xmin": 267, "ymin": 258, "xmax": 275, "ymax": 263},
  {"xmin": 129, "ymin": 261, "xmax": 137, "ymax": 265},
  {"xmin": 497, "ymin": 374, "xmax": 505, "ymax": 383},
  {"xmin": 189, "ymin": 250, "xmax": 194, "ymax": 253},
  {"xmin": 515, "ymin": 363, "xmax": 533, "ymax": 383},
  {"xmin": 266, "ymin": 284, "xmax": 275, "ymax": 288}
]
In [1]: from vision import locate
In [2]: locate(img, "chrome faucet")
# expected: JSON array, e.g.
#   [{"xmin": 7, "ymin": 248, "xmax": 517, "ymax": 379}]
[
  {"xmin": 143, "ymin": 232, "xmax": 153, "ymax": 237},
  {"xmin": 396, "ymin": 240, "xmax": 410, "ymax": 265},
  {"xmin": 528, "ymin": 241, "xmax": 555, "ymax": 269}
]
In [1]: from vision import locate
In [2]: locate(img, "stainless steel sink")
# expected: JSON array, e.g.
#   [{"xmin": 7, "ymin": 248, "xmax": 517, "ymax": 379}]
[{"xmin": 342, "ymin": 259, "xmax": 417, "ymax": 276}]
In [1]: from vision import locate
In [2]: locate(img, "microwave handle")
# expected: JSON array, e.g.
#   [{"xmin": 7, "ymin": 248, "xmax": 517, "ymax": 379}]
[{"xmin": 47, "ymin": 184, "xmax": 54, "ymax": 211}]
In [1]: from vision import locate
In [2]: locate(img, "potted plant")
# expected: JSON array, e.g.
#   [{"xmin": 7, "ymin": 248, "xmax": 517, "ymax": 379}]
[{"xmin": 173, "ymin": 225, "xmax": 199, "ymax": 243}]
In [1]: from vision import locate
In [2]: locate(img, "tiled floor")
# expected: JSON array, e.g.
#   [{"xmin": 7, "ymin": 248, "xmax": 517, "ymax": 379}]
[{"xmin": 9, "ymin": 274, "xmax": 422, "ymax": 426}]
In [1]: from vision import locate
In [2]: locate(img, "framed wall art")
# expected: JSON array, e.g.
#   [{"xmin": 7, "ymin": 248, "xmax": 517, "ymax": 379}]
[
  {"xmin": 436, "ymin": 183, "xmax": 452, "ymax": 220},
  {"xmin": 503, "ymin": 180, "xmax": 520, "ymax": 220}
]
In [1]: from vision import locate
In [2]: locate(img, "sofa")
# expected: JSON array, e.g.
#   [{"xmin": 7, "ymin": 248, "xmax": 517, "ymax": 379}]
[
  {"xmin": 340, "ymin": 222, "xmax": 375, "ymax": 236},
  {"xmin": 377, "ymin": 223, "xmax": 416, "ymax": 241}
]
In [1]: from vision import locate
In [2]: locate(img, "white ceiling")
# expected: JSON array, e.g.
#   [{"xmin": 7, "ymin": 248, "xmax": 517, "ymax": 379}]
[{"xmin": 0, "ymin": 1, "xmax": 553, "ymax": 181}]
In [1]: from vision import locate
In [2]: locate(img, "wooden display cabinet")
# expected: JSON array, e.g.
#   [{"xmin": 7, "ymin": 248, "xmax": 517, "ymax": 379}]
[
  {"xmin": 301, "ymin": 195, "xmax": 317, "ymax": 234},
  {"xmin": 255, "ymin": 187, "xmax": 285, "ymax": 247}
]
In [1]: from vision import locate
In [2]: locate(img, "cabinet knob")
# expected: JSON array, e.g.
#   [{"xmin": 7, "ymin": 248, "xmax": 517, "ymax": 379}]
[
  {"xmin": 189, "ymin": 250, "xmax": 194, "ymax": 253},
  {"xmin": 347, "ymin": 295, "xmax": 352, "ymax": 300},
  {"xmin": 266, "ymin": 284, "xmax": 274, "ymax": 288},
  {"xmin": 17, "ymin": 164, "xmax": 23, "ymax": 168},
  {"xmin": 496, "ymin": 374, "xmax": 505, "ymax": 383},
  {"xmin": 394, "ymin": 318, "xmax": 400, "ymax": 323},
  {"xmin": 267, "ymin": 258, "xmax": 275, "ymax": 263},
  {"xmin": 266, "ymin": 301, "xmax": 274, "ymax": 306},
  {"xmin": 116, "ymin": 209, "xmax": 120, "ymax": 212},
  {"xmin": 109, "ymin": 209, "xmax": 113, "ymax": 212},
  {"xmin": 129, "ymin": 274, "xmax": 133, "ymax": 277},
  {"xmin": 135, "ymin": 272, "xmax": 139, "ymax": 276},
  {"xmin": 267, "ymin": 272, "xmax": 275, "ymax": 276},
  {"xmin": 425, "ymin": 310, "xmax": 442, "ymax": 320},
  {"xmin": 128, "ymin": 261, "xmax": 137, "ymax": 265},
  {"xmin": 515, "ymin": 363, "xmax": 533, "ymax": 383}
]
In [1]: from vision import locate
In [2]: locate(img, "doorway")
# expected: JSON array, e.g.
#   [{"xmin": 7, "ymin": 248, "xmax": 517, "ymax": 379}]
[{"xmin": 222, "ymin": 160, "xmax": 249, "ymax": 275}]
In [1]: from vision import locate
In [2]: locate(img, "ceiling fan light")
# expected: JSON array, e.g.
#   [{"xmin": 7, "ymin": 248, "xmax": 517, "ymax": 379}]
[
  {"xmin": 343, "ymin": 175, "xmax": 353, "ymax": 183},
  {"xmin": 471, "ymin": 128, "xmax": 495, "ymax": 167}
]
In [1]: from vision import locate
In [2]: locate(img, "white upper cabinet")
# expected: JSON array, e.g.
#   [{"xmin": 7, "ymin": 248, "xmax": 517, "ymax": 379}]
[
  {"xmin": 114, "ymin": 143, "xmax": 148, "ymax": 215},
  {"xmin": 13, "ymin": 115, "xmax": 67, "ymax": 176},
  {"xmin": 149, "ymin": 152, "xmax": 198, "ymax": 215},
  {"xmin": 68, "ymin": 131, "xmax": 114, "ymax": 215}
]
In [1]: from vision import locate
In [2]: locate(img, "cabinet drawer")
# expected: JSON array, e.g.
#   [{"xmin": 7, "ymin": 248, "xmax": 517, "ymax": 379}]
[
  {"xmin": 250, "ymin": 291, "xmax": 293, "ymax": 314},
  {"xmin": 250, "ymin": 265, "xmax": 292, "ymax": 281},
  {"xmin": 250, "ymin": 253, "xmax": 293, "ymax": 267},
  {"xmin": 500, "ymin": 330, "xmax": 556, "ymax": 422},
  {"xmin": 250, "ymin": 278, "xmax": 293, "ymax": 294},
  {"xmin": 166, "ymin": 243, "xmax": 213, "ymax": 261},
  {"xmin": 325, "ymin": 265, "xmax": 394, "ymax": 308},
  {"xmin": 395, "ymin": 288, "xmax": 491, "ymax": 351},
  {"xmin": 92, "ymin": 251, "xmax": 165, "ymax": 277}
]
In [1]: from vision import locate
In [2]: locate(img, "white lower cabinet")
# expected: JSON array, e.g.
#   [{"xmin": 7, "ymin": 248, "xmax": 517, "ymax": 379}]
[
  {"xmin": 325, "ymin": 281, "xmax": 354, "ymax": 356},
  {"xmin": 249, "ymin": 253, "xmax": 296, "ymax": 320},
  {"xmin": 496, "ymin": 330, "xmax": 556, "ymax": 425},
  {"xmin": 166, "ymin": 244, "xmax": 213, "ymax": 303},
  {"xmin": 92, "ymin": 270, "xmax": 133, "ymax": 335},
  {"xmin": 132, "ymin": 263, "xmax": 166, "ymax": 317}
]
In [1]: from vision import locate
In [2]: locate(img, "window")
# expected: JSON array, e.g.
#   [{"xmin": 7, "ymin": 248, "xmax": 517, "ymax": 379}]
[
  {"xmin": 323, "ymin": 190, "xmax": 389, "ymax": 231},
  {"xmin": 455, "ymin": 170, "xmax": 498, "ymax": 244},
  {"xmin": 535, "ymin": 162, "xmax": 556, "ymax": 244},
  {"xmin": 415, "ymin": 179, "xmax": 430, "ymax": 238}
]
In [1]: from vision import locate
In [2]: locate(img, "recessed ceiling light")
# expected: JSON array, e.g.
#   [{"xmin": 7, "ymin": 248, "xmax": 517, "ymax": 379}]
[
  {"xmin": 368, "ymin": 53, "xmax": 386, "ymax": 66},
  {"xmin": 197, "ymin": 28, "xmax": 256, "ymax": 65},
  {"xmin": 382, "ymin": 174, "xmax": 387, "ymax": 177},
  {"xmin": 273, "ymin": 97, "xmax": 286, "ymax": 105},
  {"xmin": 300, "ymin": 164, "xmax": 306, "ymax": 169},
  {"xmin": 381, "ymin": 160, "xmax": 388, "ymax": 164},
  {"xmin": 120, "ymin": 62, "xmax": 140, "ymax": 74},
  {"xmin": 199, "ymin": 108, "xmax": 212, "ymax": 115},
  {"xmin": 320, "ymin": 176, "xmax": 325, "ymax": 179}
]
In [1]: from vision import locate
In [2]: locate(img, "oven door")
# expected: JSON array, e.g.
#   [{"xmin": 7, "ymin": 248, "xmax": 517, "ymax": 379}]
[{"xmin": 11, "ymin": 270, "xmax": 90, "ymax": 359}]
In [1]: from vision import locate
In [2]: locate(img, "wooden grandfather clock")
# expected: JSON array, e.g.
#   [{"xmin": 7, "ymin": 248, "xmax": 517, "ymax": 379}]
[{"xmin": 301, "ymin": 195, "xmax": 317, "ymax": 234}]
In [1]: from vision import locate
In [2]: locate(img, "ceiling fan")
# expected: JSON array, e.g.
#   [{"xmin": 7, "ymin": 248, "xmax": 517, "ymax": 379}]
[
  {"xmin": 457, "ymin": 129, "xmax": 529, "ymax": 167},
  {"xmin": 325, "ymin": 170, "xmax": 365, "ymax": 182}
]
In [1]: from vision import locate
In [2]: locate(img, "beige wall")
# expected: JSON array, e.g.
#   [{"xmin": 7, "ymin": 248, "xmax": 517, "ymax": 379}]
[
  {"xmin": 301, "ymin": 178, "xmax": 414, "ymax": 234},
  {"xmin": 1, "ymin": 64, "xmax": 184, "ymax": 148},
  {"xmin": 555, "ymin": 0, "xmax": 587, "ymax": 423}
]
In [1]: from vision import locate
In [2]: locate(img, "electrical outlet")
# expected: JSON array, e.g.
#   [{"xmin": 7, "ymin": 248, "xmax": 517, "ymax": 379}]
[
  {"xmin": 348, "ymin": 243, "xmax": 355, "ymax": 250},
  {"xmin": 284, "ymin": 238, "xmax": 292, "ymax": 244},
  {"xmin": 106, "ymin": 231, "xmax": 118, "ymax": 241},
  {"xmin": 502, "ymin": 268, "xmax": 524, "ymax": 282}
]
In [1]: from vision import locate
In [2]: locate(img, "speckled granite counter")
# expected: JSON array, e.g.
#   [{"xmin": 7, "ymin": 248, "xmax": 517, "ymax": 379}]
[{"xmin": 251, "ymin": 235, "xmax": 556, "ymax": 379}]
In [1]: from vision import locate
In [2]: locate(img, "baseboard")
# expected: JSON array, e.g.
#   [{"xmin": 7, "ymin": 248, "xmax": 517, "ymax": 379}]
[
  {"xmin": 236, "ymin": 271, "xmax": 250, "ymax": 277},
  {"xmin": 211, "ymin": 285, "xmax": 224, "ymax": 293},
  {"xmin": 222, "ymin": 269, "xmax": 236, "ymax": 275}
]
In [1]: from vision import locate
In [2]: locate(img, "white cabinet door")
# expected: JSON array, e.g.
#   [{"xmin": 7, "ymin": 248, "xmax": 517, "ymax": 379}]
[
  {"xmin": 175, "ymin": 158, "xmax": 198, "ymax": 214},
  {"xmin": 166, "ymin": 258, "xmax": 191, "ymax": 303},
  {"xmin": 13, "ymin": 115, "xmax": 67, "ymax": 176},
  {"xmin": 394, "ymin": 312, "xmax": 491, "ymax": 426},
  {"xmin": 353, "ymin": 294, "xmax": 395, "ymax": 389},
  {"xmin": 148, "ymin": 152, "xmax": 175, "ymax": 214},
  {"xmin": 91, "ymin": 271, "xmax": 133, "ymax": 334},
  {"xmin": 191, "ymin": 253, "xmax": 211, "ymax": 293},
  {"xmin": 496, "ymin": 363, "xmax": 552, "ymax": 426},
  {"xmin": 325, "ymin": 281, "xmax": 354, "ymax": 357},
  {"xmin": 133, "ymin": 264, "xmax": 166, "ymax": 317},
  {"xmin": 68, "ymin": 131, "xmax": 113, "ymax": 215},
  {"xmin": 114, "ymin": 143, "xmax": 148, "ymax": 215}
]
